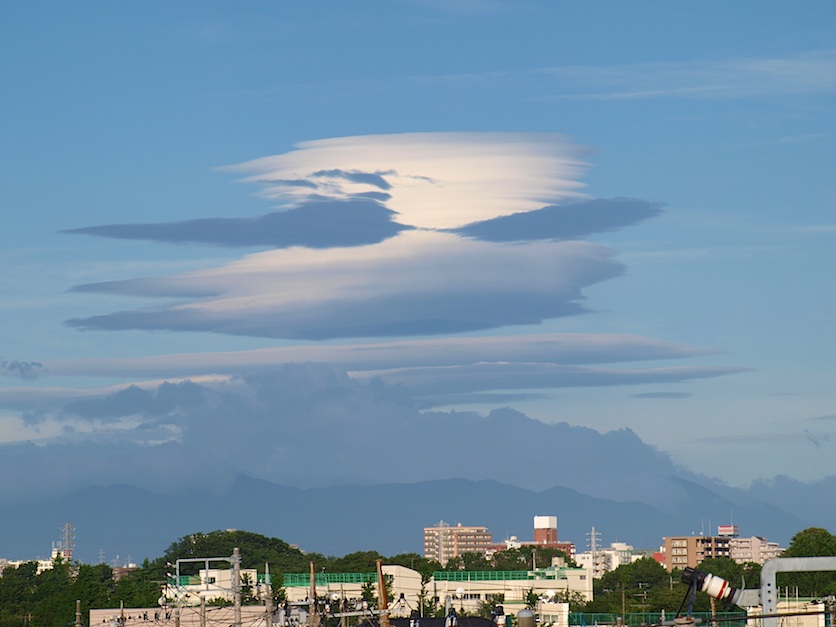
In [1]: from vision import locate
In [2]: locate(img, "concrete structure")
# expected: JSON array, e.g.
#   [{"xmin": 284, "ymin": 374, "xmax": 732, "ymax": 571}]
[
  {"xmin": 89, "ymin": 605, "xmax": 268, "ymax": 627},
  {"xmin": 424, "ymin": 521, "xmax": 493, "ymax": 565},
  {"xmin": 728, "ymin": 535, "xmax": 783, "ymax": 564},
  {"xmin": 1, "ymin": 543, "xmax": 72, "ymax": 575},
  {"xmin": 534, "ymin": 516, "xmax": 558, "ymax": 544},
  {"xmin": 163, "ymin": 567, "xmax": 262, "ymax": 605},
  {"xmin": 575, "ymin": 542, "xmax": 641, "ymax": 579},
  {"xmin": 663, "ymin": 535, "xmax": 726, "ymax": 571},
  {"xmin": 431, "ymin": 565, "xmax": 592, "ymax": 614},
  {"xmin": 489, "ymin": 517, "xmax": 575, "ymax": 560},
  {"xmin": 282, "ymin": 564, "xmax": 422, "ymax": 617},
  {"xmin": 748, "ymin": 600, "xmax": 828, "ymax": 627},
  {"xmin": 284, "ymin": 564, "xmax": 592, "ymax": 617},
  {"xmin": 537, "ymin": 601, "xmax": 570, "ymax": 627}
]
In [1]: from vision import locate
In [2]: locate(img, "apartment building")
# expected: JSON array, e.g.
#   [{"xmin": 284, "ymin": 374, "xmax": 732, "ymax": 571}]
[
  {"xmin": 424, "ymin": 521, "xmax": 493, "ymax": 565},
  {"xmin": 662, "ymin": 526, "xmax": 783, "ymax": 572}
]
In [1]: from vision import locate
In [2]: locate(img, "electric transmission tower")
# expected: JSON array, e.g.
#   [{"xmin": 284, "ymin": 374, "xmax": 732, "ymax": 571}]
[{"xmin": 61, "ymin": 522, "xmax": 76, "ymax": 561}]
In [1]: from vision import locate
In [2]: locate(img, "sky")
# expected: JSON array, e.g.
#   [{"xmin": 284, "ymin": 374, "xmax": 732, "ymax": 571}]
[{"xmin": 2, "ymin": 1, "xmax": 836, "ymax": 494}]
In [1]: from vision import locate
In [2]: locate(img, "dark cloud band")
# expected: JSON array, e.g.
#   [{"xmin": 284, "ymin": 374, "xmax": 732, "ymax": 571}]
[
  {"xmin": 451, "ymin": 197, "xmax": 663, "ymax": 242},
  {"xmin": 62, "ymin": 200, "xmax": 410, "ymax": 249}
]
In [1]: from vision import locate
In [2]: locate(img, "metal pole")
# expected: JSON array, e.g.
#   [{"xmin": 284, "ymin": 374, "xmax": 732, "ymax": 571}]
[
  {"xmin": 233, "ymin": 548, "xmax": 242, "ymax": 627},
  {"xmin": 266, "ymin": 563, "xmax": 273, "ymax": 627},
  {"xmin": 310, "ymin": 561, "xmax": 319, "ymax": 627}
]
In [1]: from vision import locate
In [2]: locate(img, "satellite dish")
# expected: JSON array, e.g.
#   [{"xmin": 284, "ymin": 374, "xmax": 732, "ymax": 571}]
[{"xmin": 545, "ymin": 590, "xmax": 555, "ymax": 600}]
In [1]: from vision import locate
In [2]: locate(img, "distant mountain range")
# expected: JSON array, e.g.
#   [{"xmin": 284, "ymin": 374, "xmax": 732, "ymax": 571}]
[
  {"xmin": 0, "ymin": 473, "xmax": 818, "ymax": 565},
  {"xmin": 1, "ymin": 369, "xmax": 832, "ymax": 564}
]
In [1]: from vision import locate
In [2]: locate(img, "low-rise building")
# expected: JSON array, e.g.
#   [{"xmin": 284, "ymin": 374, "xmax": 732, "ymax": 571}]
[
  {"xmin": 163, "ymin": 567, "xmax": 263, "ymax": 605},
  {"xmin": 575, "ymin": 542, "xmax": 641, "ymax": 578},
  {"xmin": 283, "ymin": 564, "xmax": 593, "ymax": 616},
  {"xmin": 1, "ymin": 543, "xmax": 72, "ymax": 575},
  {"xmin": 430, "ymin": 564, "xmax": 592, "ymax": 613},
  {"xmin": 283, "ymin": 564, "xmax": 422, "ymax": 616}
]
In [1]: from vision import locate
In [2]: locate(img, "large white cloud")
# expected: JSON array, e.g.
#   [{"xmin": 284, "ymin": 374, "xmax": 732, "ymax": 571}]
[
  {"xmin": 68, "ymin": 230, "xmax": 624, "ymax": 339},
  {"xmin": 227, "ymin": 132, "xmax": 589, "ymax": 229},
  {"xmin": 64, "ymin": 133, "xmax": 657, "ymax": 340}
]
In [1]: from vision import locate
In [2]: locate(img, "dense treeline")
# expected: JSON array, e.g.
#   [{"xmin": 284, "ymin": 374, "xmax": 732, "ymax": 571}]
[{"xmin": 2, "ymin": 528, "xmax": 834, "ymax": 627}]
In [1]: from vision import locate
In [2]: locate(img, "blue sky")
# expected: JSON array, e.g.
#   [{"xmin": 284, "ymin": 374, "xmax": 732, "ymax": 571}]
[{"xmin": 2, "ymin": 1, "xmax": 836, "ymax": 491}]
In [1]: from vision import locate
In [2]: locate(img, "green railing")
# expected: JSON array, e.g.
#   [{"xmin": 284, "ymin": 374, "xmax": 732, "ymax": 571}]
[
  {"xmin": 283, "ymin": 572, "xmax": 377, "ymax": 587},
  {"xmin": 568, "ymin": 612, "xmax": 748, "ymax": 627},
  {"xmin": 168, "ymin": 575, "xmax": 200, "ymax": 586},
  {"xmin": 434, "ymin": 570, "xmax": 566, "ymax": 581}
]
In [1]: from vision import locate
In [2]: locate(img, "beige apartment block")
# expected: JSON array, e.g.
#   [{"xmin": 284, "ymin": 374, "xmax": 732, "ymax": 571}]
[{"xmin": 423, "ymin": 521, "xmax": 493, "ymax": 565}]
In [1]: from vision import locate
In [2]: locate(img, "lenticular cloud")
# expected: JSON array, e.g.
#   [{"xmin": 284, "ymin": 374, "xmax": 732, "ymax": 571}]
[
  {"xmin": 65, "ymin": 133, "xmax": 647, "ymax": 340},
  {"xmin": 227, "ymin": 132, "xmax": 590, "ymax": 229}
]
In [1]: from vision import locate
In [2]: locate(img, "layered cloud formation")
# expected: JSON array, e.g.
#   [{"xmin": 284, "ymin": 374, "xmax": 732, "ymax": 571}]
[
  {"xmin": 64, "ymin": 133, "xmax": 661, "ymax": 340},
  {"xmin": 0, "ymin": 133, "xmax": 749, "ymax": 496},
  {"xmin": 0, "ymin": 365, "xmax": 691, "ymax": 501},
  {"xmin": 41, "ymin": 133, "xmax": 744, "ymax": 408}
]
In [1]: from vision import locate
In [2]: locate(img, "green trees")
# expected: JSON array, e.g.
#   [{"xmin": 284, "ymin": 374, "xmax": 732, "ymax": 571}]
[
  {"xmin": 783, "ymin": 528, "xmax": 836, "ymax": 557},
  {"xmin": 476, "ymin": 593, "xmax": 505, "ymax": 618},
  {"xmin": 777, "ymin": 527, "xmax": 836, "ymax": 596},
  {"xmin": 584, "ymin": 556, "xmax": 678, "ymax": 614},
  {"xmin": 0, "ymin": 562, "xmax": 38, "ymax": 627},
  {"xmin": 156, "ymin": 530, "xmax": 311, "ymax": 574},
  {"xmin": 0, "ymin": 560, "xmax": 117, "ymax": 627},
  {"xmin": 440, "ymin": 546, "xmax": 574, "ymax": 573}
]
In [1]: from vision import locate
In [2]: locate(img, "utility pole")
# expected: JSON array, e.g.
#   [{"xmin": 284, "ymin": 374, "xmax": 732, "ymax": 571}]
[
  {"xmin": 377, "ymin": 560, "xmax": 390, "ymax": 627},
  {"xmin": 76, "ymin": 599, "xmax": 82, "ymax": 627},
  {"xmin": 233, "ymin": 548, "xmax": 242, "ymax": 627},
  {"xmin": 265, "ymin": 563, "xmax": 273, "ymax": 627}
]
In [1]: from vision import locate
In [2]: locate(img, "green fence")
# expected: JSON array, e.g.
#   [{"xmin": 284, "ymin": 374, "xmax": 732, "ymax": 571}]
[
  {"xmin": 568, "ymin": 612, "xmax": 748, "ymax": 627},
  {"xmin": 283, "ymin": 572, "xmax": 377, "ymax": 587},
  {"xmin": 434, "ymin": 570, "xmax": 564, "ymax": 582}
]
